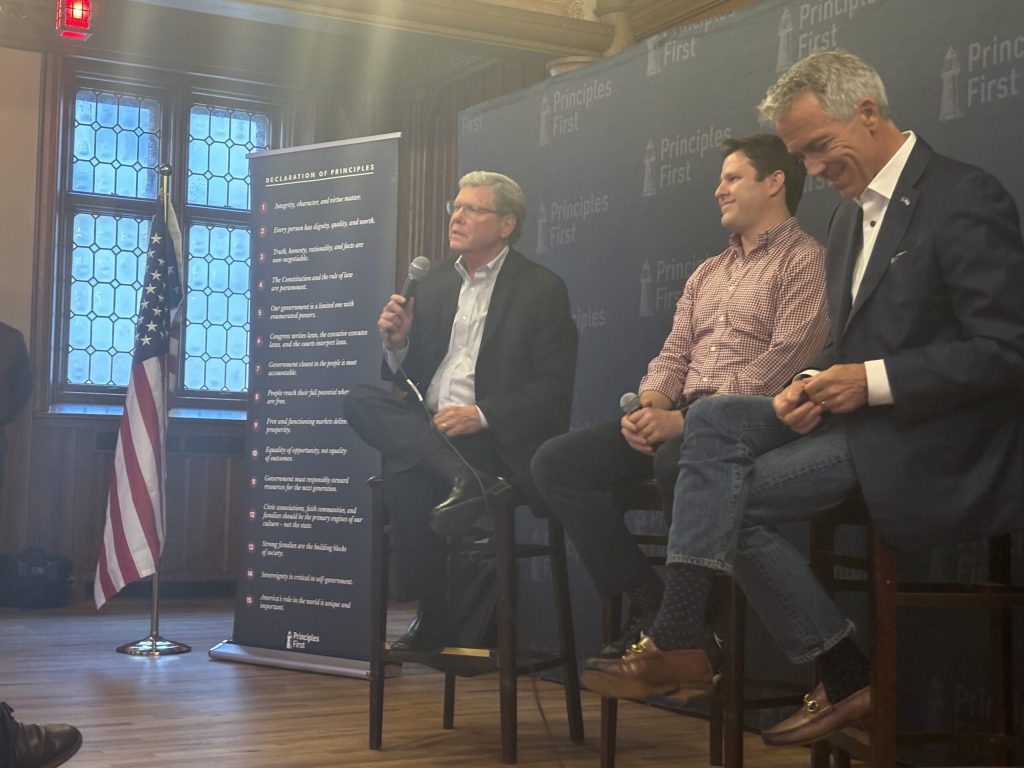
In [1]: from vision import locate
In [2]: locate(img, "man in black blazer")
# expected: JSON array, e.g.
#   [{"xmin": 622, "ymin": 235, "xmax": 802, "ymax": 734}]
[
  {"xmin": 0, "ymin": 321, "xmax": 32, "ymax": 495},
  {"xmin": 344, "ymin": 171, "xmax": 577, "ymax": 650},
  {"xmin": 583, "ymin": 51, "xmax": 1024, "ymax": 749}
]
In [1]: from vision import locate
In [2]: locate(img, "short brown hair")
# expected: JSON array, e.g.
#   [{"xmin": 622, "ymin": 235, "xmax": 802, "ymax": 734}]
[{"xmin": 721, "ymin": 134, "xmax": 807, "ymax": 215}]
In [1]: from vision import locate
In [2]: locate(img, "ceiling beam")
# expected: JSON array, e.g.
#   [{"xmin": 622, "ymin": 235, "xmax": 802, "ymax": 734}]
[
  {"xmin": 130, "ymin": 0, "xmax": 617, "ymax": 57},
  {"xmin": 630, "ymin": 0, "xmax": 754, "ymax": 38}
]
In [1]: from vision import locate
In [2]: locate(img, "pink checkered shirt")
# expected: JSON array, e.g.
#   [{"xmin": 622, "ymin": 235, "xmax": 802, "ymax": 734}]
[{"xmin": 639, "ymin": 217, "xmax": 828, "ymax": 405}]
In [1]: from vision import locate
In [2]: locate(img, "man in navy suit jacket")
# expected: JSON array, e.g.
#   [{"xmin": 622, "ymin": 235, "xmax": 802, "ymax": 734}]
[
  {"xmin": 344, "ymin": 172, "xmax": 577, "ymax": 651},
  {"xmin": 582, "ymin": 51, "xmax": 1024, "ymax": 749}
]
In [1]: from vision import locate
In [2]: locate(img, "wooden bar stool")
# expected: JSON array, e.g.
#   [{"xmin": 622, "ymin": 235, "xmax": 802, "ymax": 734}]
[
  {"xmin": 811, "ymin": 499, "xmax": 1024, "ymax": 766},
  {"xmin": 597, "ymin": 479, "xmax": 805, "ymax": 768},
  {"xmin": 367, "ymin": 476, "xmax": 584, "ymax": 764}
]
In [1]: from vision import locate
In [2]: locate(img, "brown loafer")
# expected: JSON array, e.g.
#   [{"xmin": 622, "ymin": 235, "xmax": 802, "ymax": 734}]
[
  {"xmin": 580, "ymin": 636, "xmax": 713, "ymax": 700},
  {"xmin": 762, "ymin": 683, "xmax": 870, "ymax": 746},
  {"xmin": 584, "ymin": 628, "xmax": 652, "ymax": 671}
]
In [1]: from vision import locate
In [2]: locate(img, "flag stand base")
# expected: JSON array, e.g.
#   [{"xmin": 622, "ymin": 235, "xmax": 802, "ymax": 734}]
[
  {"xmin": 117, "ymin": 634, "xmax": 192, "ymax": 656},
  {"xmin": 112, "ymin": 569, "xmax": 190, "ymax": 656}
]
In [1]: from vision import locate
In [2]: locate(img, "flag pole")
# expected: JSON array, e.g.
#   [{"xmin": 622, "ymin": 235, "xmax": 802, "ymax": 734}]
[{"xmin": 117, "ymin": 164, "xmax": 190, "ymax": 657}]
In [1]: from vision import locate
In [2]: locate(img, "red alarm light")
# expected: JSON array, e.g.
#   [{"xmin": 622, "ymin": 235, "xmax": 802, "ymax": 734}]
[{"xmin": 56, "ymin": 0, "xmax": 92, "ymax": 40}]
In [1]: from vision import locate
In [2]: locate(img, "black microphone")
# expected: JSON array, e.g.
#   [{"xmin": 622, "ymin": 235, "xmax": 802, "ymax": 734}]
[
  {"xmin": 400, "ymin": 256, "xmax": 431, "ymax": 299},
  {"xmin": 620, "ymin": 392, "xmax": 642, "ymax": 415},
  {"xmin": 386, "ymin": 256, "xmax": 430, "ymax": 348}
]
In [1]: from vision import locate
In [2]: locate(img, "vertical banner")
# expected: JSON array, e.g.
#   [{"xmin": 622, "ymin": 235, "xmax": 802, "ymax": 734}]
[
  {"xmin": 457, "ymin": 0, "xmax": 1024, "ymax": 737},
  {"xmin": 212, "ymin": 134, "xmax": 398, "ymax": 676}
]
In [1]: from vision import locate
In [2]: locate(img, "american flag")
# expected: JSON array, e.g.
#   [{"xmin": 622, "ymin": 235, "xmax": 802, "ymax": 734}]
[{"xmin": 94, "ymin": 202, "xmax": 183, "ymax": 608}]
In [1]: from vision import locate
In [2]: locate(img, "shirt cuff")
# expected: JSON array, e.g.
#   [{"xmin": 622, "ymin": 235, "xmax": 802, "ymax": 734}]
[
  {"xmin": 864, "ymin": 359, "xmax": 893, "ymax": 405},
  {"xmin": 793, "ymin": 368, "xmax": 821, "ymax": 381},
  {"xmin": 475, "ymin": 405, "xmax": 489, "ymax": 429},
  {"xmin": 383, "ymin": 340, "xmax": 409, "ymax": 373}
]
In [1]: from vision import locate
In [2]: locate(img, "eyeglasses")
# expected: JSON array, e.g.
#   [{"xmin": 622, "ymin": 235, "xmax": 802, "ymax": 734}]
[{"xmin": 446, "ymin": 200, "xmax": 501, "ymax": 217}]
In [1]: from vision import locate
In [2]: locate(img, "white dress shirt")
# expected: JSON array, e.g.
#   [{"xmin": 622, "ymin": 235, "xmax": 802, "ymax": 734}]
[
  {"xmin": 854, "ymin": 131, "xmax": 916, "ymax": 405},
  {"xmin": 386, "ymin": 247, "xmax": 509, "ymax": 426}
]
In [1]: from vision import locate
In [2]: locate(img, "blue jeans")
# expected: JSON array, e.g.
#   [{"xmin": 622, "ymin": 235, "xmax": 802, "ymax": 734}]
[{"xmin": 668, "ymin": 395, "xmax": 858, "ymax": 664}]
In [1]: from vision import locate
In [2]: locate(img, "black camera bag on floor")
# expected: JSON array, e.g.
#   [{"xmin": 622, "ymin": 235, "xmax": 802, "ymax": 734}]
[{"xmin": 0, "ymin": 548, "xmax": 73, "ymax": 608}]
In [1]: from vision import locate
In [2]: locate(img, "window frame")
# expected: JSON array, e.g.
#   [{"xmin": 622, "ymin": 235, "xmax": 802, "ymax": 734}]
[{"xmin": 52, "ymin": 59, "xmax": 287, "ymax": 411}]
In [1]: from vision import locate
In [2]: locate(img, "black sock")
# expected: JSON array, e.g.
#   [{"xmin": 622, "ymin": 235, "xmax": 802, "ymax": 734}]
[
  {"xmin": 818, "ymin": 637, "xmax": 870, "ymax": 704},
  {"xmin": 418, "ymin": 590, "xmax": 447, "ymax": 620},
  {"xmin": 649, "ymin": 563, "xmax": 714, "ymax": 651},
  {"xmin": 627, "ymin": 573, "xmax": 664, "ymax": 620}
]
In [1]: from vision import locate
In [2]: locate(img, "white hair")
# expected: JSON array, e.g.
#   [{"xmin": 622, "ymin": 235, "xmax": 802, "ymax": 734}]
[{"xmin": 458, "ymin": 171, "xmax": 526, "ymax": 243}]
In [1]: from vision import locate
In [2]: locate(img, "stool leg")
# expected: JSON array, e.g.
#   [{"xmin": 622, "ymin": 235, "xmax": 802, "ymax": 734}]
[
  {"xmin": 443, "ymin": 671, "xmax": 456, "ymax": 729},
  {"xmin": 600, "ymin": 594, "xmax": 624, "ymax": 768},
  {"xmin": 709, "ymin": 697, "xmax": 724, "ymax": 766},
  {"xmin": 810, "ymin": 742, "xmax": 832, "ymax": 767},
  {"xmin": 369, "ymin": 480, "xmax": 388, "ymax": 750},
  {"xmin": 600, "ymin": 697, "xmax": 618, "ymax": 768},
  {"xmin": 549, "ymin": 520, "xmax": 584, "ymax": 743},
  {"xmin": 721, "ymin": 577, "xmax": 745, "ymax": 768},
  {"xmin": 989, "ymin": 535, "xmax": 1015, "ymax": 765},
  {"xmin": 869, "ymin": 533, "xmax": 898, "ymax": 768},
  {"xmin": 495, "ymin": 504, "xmax": 518, "ymax": 764}
]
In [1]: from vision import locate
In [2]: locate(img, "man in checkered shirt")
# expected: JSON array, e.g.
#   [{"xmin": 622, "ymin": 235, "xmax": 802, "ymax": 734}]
[{"xmin": 532, "ymin": 133, "xmax": 829, "ymax": 658}]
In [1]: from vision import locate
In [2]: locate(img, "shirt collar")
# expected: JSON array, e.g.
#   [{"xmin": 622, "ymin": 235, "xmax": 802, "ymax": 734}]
[
  {"xmin": 856, "ymin": 131, "xmax": 917, "ymax": 209},
  {"xmin": 455, "ymin": 246, "xmax": 509, "ymax": 281},
  {"xmin": 726, "ymin": 216, "xmax": 800, "ymax": 256}
]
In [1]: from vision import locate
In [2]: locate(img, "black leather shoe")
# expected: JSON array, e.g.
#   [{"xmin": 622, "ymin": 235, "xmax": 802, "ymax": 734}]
[
  {"xmin": 429, "ymin": 470, "xmax": 512, "ymax": 536},
  {"xmin": 1, "ymin": 702, "xmax": 82, "ymax": 768},
  {"xmin": 389, "ymin": 609, "xmax": 448, "ymax": 652}
]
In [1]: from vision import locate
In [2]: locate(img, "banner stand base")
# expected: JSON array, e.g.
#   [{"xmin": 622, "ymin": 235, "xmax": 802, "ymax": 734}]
[{"xmin": 209, "ymin": 640, "xmax": 398, "ymax": 679}]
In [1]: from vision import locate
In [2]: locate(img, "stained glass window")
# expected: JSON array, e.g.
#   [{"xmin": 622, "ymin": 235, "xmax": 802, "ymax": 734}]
[
  {"xmin": 184, "ymin": 223, "xmax": 251, "ymax": 392},
  {"xmin": 72, "ymin": 89, "xmax": 161, "ymax": 199},
  {"xmin": 60, "ymin": 73, "xmax": 278, "ymax": 402},
  {"xmin": 187, "ymin": 105, "xmax": 269, "ymax": 210},
  {"xmin": 67, "ymin": 213, "xmax": 151, "ymax": 386}
]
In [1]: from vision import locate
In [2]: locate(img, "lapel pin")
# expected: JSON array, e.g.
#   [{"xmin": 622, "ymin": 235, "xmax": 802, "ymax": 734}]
[{"xmin": 899, "ymin": 196, "xmax": 910, "ymax": 206}]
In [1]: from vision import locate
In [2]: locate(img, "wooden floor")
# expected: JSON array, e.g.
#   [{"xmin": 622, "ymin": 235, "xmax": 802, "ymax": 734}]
[{"xmin": 0, "ymin": 598, "xmax": 825, "ymax": 768}]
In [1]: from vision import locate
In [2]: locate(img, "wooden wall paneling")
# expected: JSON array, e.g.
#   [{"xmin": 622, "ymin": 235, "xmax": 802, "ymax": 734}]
[
  {"xmin": 225, "ymin": 451, "xmax": 246, "ymax": 578},
  {"xmin": 78, "ymin": 423, "xmax": 117, "ymax": 583},
  {"xmin": 25, "ymin": 421, "xmax": 80, "ymax": 557},
  {"xmin": 189, "ymin": 454, "xmax": 232, "ymax": 579},
  {"xmin": 18, "ymin": 416, "xmax": 250, "ymax": 592},
  {"xmin": 162, "ymin": 447, "xmax": 191, "ymax": 578}
]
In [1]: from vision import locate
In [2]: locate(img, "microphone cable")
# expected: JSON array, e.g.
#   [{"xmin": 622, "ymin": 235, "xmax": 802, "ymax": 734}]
[
  {"xmin": 396, "ymin": 362, "xmax": 493, "ymax": 520},
  {"xmin": 397, "ymin": 365, "xmax": 569, "ymax": 768}
]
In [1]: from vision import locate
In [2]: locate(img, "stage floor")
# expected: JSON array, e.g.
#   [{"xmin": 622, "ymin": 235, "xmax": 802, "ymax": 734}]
[{"xmin": 0, "ymin": 597, "xmax": 832, "ymax": 767}]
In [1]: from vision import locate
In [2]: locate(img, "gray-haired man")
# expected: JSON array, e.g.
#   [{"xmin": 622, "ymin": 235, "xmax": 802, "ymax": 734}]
[
  {"xmin": 583, "ymin": 50, "xmax": 1024, "ymax": 749},
  {"xmin": 344, "ymin": 172, "xmax": 578, "ymax": 651}
]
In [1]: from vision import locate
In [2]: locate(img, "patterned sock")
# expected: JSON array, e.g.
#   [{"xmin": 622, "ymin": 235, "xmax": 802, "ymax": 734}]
[
  {"xmin": 818, "ymin": 637, "xmax": 870, "ymax": 704},
  {"xmin": 626, "ymin": 573, "xmax": 664, "ymax": 620},
  {"xmin": 648, "ymin": 563, "xmax": 714, "ymax": 651}
]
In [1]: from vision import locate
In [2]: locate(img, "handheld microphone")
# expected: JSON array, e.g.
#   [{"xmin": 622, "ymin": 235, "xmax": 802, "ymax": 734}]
[
  {"xmin": 386, "ymin": 256, "xmax": 430, "ymax": 348},
  {"xmin": 620, "ymin": 392, "xmax": 642, "ymax": 415},
  {"xmin": 400, "ymin": 256, "xmax": 431, "ymax": 299}
]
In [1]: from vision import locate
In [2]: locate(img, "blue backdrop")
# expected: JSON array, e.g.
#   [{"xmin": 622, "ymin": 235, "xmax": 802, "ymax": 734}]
[{"xmin": 458, "ymin": 0, "xmax": 1023, "ymax": 752}]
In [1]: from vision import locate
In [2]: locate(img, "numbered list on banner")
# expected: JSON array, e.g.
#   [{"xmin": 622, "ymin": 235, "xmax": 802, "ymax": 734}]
[{"xmin": 232, "ymin": 135, "xmax": 398, "ymax": 662}]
